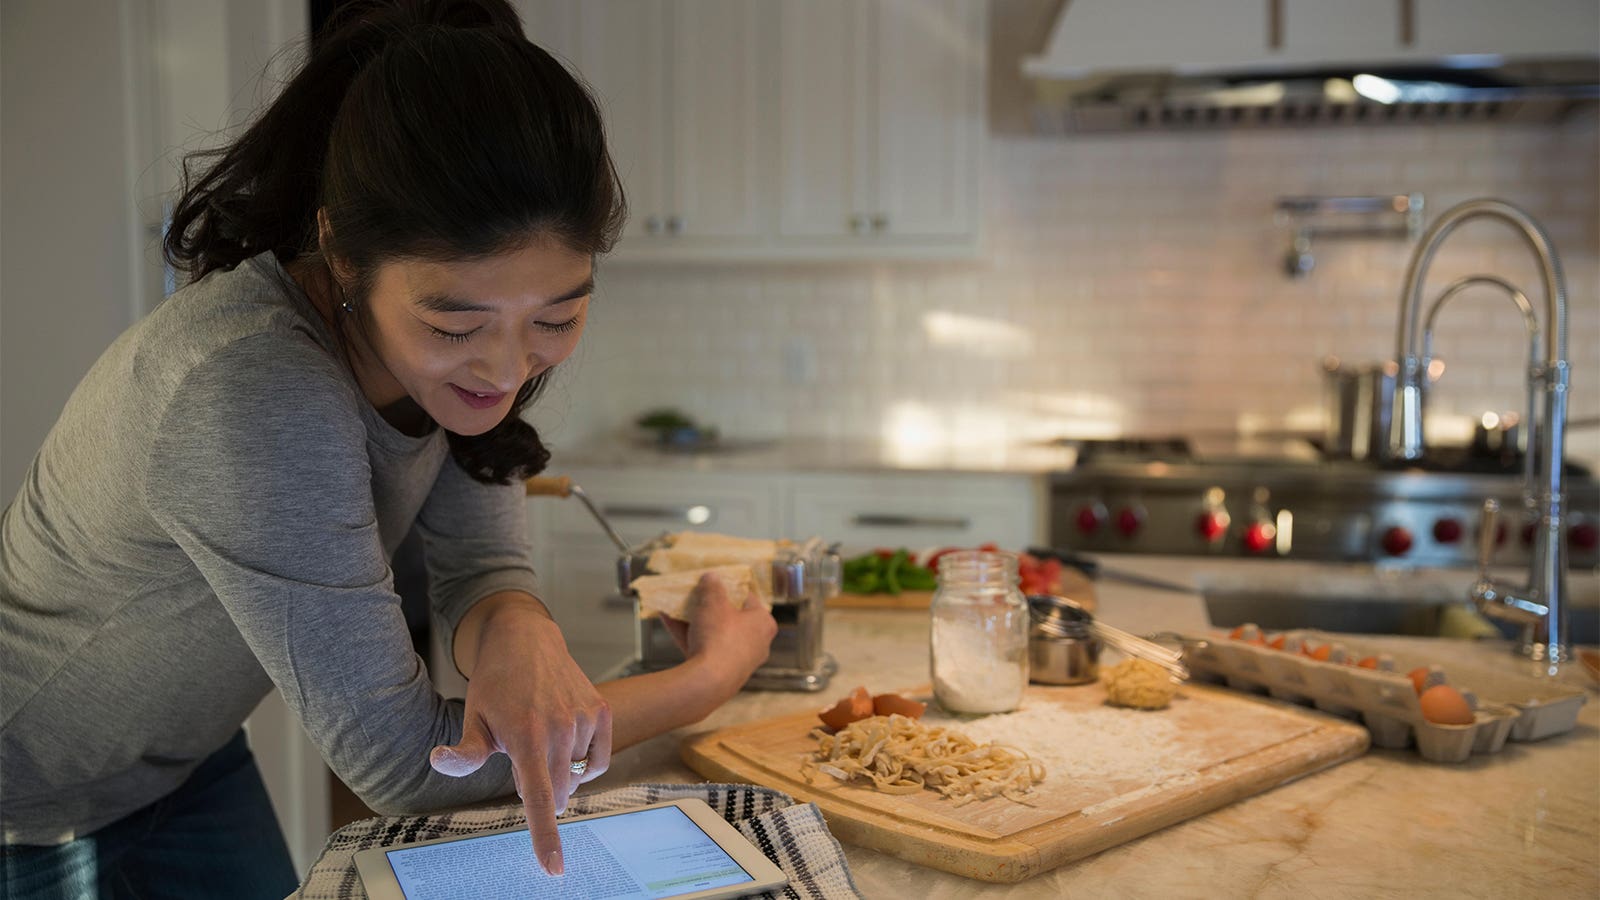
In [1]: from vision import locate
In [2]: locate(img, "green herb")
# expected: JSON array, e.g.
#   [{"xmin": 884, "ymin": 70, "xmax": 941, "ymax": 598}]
[
  {"xmin": 635, "ymin": 409, "xmax": 696, "ymax": 431},
  {"xmin": 840, "ymin": 550, "xmax": 936, "ymax": 595}
]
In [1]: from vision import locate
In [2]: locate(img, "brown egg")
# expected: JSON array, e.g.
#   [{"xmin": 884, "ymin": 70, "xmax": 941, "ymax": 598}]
[
  {"xmin": 1308, "ymin": 644, "xmax": 1334, "ymax": 662},
  {"xmin": 1268, "ymin": 633, "xmax": 1289, "ymax": 651},
  {"xmin": 1357, "ymin": 656, "xmax": 1380, "ymax": 669},
  {"xmin": 1419, "ymin": 684, "xmax": 1476, "ymax": 725},
  {"xmin": 818, "ymin": 686, "xmax": 875, "ymax": 731},
  {"xmin": 1408, "ymin": 666, "xmax": 1433, "ymax": 694},
  {"xmin": 871, "ymin": 693, "xmax": 927, "ymax": 719}
]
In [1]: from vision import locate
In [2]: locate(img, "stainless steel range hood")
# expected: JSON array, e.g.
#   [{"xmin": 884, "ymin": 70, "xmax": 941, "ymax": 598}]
[
  {"xmin": 1028, "ymin": 61, "xmax": 1600, "ymax": 133},
  {"xmin": 1024, "ymin": 1, "xmax": 1600, "ymax": 133}
]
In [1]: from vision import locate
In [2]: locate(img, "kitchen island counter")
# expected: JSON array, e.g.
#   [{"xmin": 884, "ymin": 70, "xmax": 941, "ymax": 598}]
[{"xmin": 586, "ymin": 583, "xmax": 1600, "ymax": 898}]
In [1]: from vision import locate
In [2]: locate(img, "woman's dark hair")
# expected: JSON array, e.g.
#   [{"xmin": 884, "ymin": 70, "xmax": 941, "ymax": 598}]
[{"xmin": 165, "ymin": 0, "xmax": 625, "ymax": 484}]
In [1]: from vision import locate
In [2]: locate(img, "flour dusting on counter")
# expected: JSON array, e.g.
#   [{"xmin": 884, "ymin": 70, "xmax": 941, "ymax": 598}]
[{"xmin": 950, "ymin": 704, "xmax": 1208, "ymax": 790}]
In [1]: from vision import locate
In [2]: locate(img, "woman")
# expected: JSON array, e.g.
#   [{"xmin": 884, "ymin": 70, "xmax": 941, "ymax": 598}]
[{"xmin": 0, "ymin": 1, "xmax": 776, "ymax": 895}]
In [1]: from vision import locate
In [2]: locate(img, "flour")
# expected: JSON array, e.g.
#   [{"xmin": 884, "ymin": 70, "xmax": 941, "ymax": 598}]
[
  {"xmin": 930, "ymin": 606, "xmax": 1028, "ymax": 714},
  {"xmin": 944, "ymin": 704, "xmax": 1206, "ymax": 791}
]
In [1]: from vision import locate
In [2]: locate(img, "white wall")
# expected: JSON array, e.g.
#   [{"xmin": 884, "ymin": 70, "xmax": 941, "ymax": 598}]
[
  {"xmin": 1, "ymin": 0, "xmax": 307, "ymax": 503},
  {"xmin": 1, "ymin": 0, "xmax": 145, "ymax": 500},
  {"xmin": 2, "ymin": 0, "xmax": 323, "ymax": 875}
]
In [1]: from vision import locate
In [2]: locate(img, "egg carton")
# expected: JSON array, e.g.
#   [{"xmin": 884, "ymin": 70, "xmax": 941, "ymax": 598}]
[{"xmin": 1175, "ymin": 630, "xmax": 1587, "ymax": 764}]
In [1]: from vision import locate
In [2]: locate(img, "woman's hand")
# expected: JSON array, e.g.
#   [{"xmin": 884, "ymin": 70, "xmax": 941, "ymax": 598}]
[
  {"xmin": 590, "ymin": 573, "xmax": 778, "ymax": 752},
  {"xmin": 428, "ymin": 594, "xmax": 610, "ymax": 877},
  {"xmin": 661, "ymin": 572, "xmax": 779, "ymax": 690}
]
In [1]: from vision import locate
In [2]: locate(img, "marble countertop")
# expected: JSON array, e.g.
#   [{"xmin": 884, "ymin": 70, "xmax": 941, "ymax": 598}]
[
  {"xmin": 581, "ymin": 579, "xmax": 1600, "ymax": 898},
  {"xmin": 547, "ymin": 435, "xmax": 1078, "ymax": 476}
]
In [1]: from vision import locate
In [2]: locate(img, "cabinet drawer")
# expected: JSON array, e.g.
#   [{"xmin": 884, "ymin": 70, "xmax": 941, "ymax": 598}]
[
  {"xmin": 788, "ymin": 472, "xmax": 1041, "ymax": 551},
  {"xmin": 535, "ymin": 534, "xmax": 637, "ymax": 678},
  {"xmin": 537, "ymin": 468, "xmax": 781, "ymax": 545}
]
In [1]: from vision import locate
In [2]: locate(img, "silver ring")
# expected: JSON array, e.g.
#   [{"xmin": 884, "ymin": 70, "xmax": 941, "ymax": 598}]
[{"xmin": 569, "ymin": 757, "xmax": 589, "ymax": 775}]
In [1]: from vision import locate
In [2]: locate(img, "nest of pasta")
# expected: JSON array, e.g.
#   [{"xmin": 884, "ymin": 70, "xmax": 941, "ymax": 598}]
[{"xmin": 803, "ymin": 714, "xmax": 1044, "ymax": 806}]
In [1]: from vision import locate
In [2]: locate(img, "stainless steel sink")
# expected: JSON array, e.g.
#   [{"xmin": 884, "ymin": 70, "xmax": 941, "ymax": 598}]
[{"xmin": 1204, "ymin": 589, "xmax": 1600, "ymax": 642}]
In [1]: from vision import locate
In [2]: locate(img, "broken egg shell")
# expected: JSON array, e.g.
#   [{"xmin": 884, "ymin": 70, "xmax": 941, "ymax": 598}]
[{"xmin": 817, "ymin": 685, "xmax": 874, "ymax": 731}]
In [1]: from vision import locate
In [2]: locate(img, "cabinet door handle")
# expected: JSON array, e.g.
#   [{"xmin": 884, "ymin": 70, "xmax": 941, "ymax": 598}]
[
  {"xmin": 850, "ymin": 214, "xmax": 869, "ymax": 234},
  {"xmin": 602, "ymin": 504, "xmax": 714, "ymax": 526},
  {"xmin": 666, "ymin": 215, "xmax": 684, "ymax": 235},
  {"xmin": 645, "ymin": 215, "xmax": 664, "ymax": 234},
  {"xmin": 851, "ymin": 513, "xmax": 970, "ymax": 530},
  {"xmin": 870, "ymin": 213, "xmax": 889, "ymax": 232}
]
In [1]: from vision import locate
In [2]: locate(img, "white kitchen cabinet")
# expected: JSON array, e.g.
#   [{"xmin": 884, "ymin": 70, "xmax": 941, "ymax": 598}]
[
  {"xmin": 1286, "ymin": 0, "xmax": 1600, "ymax": 64},
  {"xmin": 777, "ymin": 0, "xmax": 985, "ymax": 250},
  {"xmin": 553, "ymin": 0, "xmax": 775, "ymax": 251},
  {"xmin": 533, "ymin": 533, "xmax": 639, "ymax": 677},
  {"xmin": 517, "ymin": 0, "xmax": 773, "ymax": 248},
  {"xmin": 787, "ymin": 471, "xmax": 1040, "ymax": 553},
  {"xmin": 518, "ymin": 0, "xmax": 984, "ymax": 262},
  {"xmin": 1028, "ymin": 0, "xmax": 1600, "ymax": 76},
  {"xmin": 1023, "ymin": 0, "xmax": 1275, "ymax": 76},
  {"xmin": 1412, "ymin": 0, "xmax": 1600, "ymax": 59},
  {"xmin": 1280, "ymin": 0, "xmax": 1407, "ymax": 65}
]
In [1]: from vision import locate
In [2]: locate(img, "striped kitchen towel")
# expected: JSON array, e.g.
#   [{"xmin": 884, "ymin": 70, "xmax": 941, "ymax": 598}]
[{"xmin": 293, "ymin": 783, "xmax": 864, "ymax": 899}]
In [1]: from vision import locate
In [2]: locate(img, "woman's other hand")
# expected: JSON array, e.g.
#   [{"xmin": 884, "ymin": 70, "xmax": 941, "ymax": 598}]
[
  {"xmin": 428, "ymin": 595, "xmax": 610, "ymax": 877},
  {"xmin": 660, "ymin": 571, "xmax": 778, "ymax": 689}
]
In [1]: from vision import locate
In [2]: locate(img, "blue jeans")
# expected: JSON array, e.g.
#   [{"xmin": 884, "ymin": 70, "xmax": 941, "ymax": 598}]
[{"xmin": 1, "ymin": 731, "xmax": 298, "ymax": 899}]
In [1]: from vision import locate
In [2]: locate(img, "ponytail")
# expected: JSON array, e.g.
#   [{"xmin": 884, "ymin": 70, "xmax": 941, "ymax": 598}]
[{"xmin": 163, "ymin": 0, "xmax": 626, "ymax": 484}]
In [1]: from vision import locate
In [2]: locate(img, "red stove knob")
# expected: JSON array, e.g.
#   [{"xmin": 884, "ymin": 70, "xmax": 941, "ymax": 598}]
[
  {"xmin": 1196, "ymin": 509, "xmax": 1230, "ymax": 543},
  {"xmin": 1115, "ymin": 506, "xmax": 1145, "ymax": 538},
  {"xmin": 1572, "ymin": 522, "xmax": 1599, "ymax": 551},
  {"xmin": 1242, "ymin": 521, "xmax": 1276, "ymax": 555},
  {"xmin": 1432, "ymin": 518, "xmax": 1463, "ymax": 544},
  {"xmin": 1076, "ymin": 504, "xmax": 1107, "ymax": 535},
  {"xmin": 1381, "ymin": 526, "xmax": 1414, "ymax": 557}
]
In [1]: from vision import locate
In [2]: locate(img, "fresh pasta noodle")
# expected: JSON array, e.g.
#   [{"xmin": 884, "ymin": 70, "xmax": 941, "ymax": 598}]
[{"xmin": 803, "ymin": 714, "xmax": 1045, "ymax": 806}]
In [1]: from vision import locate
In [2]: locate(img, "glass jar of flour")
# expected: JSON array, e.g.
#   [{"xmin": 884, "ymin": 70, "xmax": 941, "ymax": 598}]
[{"xmin": 930, "ymin": 551, "xmax": 1029, "ymax": 714}]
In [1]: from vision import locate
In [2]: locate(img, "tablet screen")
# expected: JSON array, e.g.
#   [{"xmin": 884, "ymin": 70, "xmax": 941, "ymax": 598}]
[{"xmin": 382, "ymin": 805, "xmax": 756, "ymax": 900}]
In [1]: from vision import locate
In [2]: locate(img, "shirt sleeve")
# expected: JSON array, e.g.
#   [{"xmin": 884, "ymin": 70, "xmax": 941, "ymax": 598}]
[
  {"xmin": 142, "ymin": 334, "xmax": 514, "ymax": 815},
  {"xmin": 412, "ymin": 454, "xmax": 540, "ymax": 680}
]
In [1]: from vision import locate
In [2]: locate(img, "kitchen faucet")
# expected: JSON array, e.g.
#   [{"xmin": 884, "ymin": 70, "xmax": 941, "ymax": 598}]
[{"xmin": 1389, "ymin": 198, "xmax": 1572, "ymax": 674}]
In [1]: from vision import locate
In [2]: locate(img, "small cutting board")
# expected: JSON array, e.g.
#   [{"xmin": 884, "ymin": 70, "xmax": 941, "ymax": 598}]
[{"xmin": 682, "ymin": 683, "xmax": 1367, "ymax": 883}]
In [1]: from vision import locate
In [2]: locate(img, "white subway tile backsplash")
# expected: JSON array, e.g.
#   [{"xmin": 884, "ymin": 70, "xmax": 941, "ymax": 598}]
[{"xmin": 534, "ymin": 121, "xmax": 1600, "ymax": 462}]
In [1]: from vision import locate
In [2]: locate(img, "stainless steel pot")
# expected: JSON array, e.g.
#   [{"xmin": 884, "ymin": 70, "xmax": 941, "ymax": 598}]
[{"xmin": 1322, "ymin": 357, "xmax": 1399, "ymax": 461}]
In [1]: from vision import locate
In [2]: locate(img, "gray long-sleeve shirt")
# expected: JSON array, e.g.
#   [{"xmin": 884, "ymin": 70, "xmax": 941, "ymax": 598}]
[{"xmin": 1, "ymin": 253, "xmax": 535, "ymax": 844}]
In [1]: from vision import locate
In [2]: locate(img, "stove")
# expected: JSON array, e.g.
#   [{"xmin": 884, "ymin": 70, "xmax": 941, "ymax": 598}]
[{"xmin": 1049, "ymin": 436, "xmax": 1600, "ymax": 569}]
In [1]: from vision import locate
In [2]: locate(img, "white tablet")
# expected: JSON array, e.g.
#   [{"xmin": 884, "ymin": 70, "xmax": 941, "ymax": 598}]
[{"xmin": 353, "ymin": 798, "xmax": 789, "ymax": 900}]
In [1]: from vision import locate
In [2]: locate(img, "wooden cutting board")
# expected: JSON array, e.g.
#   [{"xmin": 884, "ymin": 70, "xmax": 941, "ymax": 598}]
[{"xmin": 682, "ymin": 683, "xmax": 1368, "ymax": 883}]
